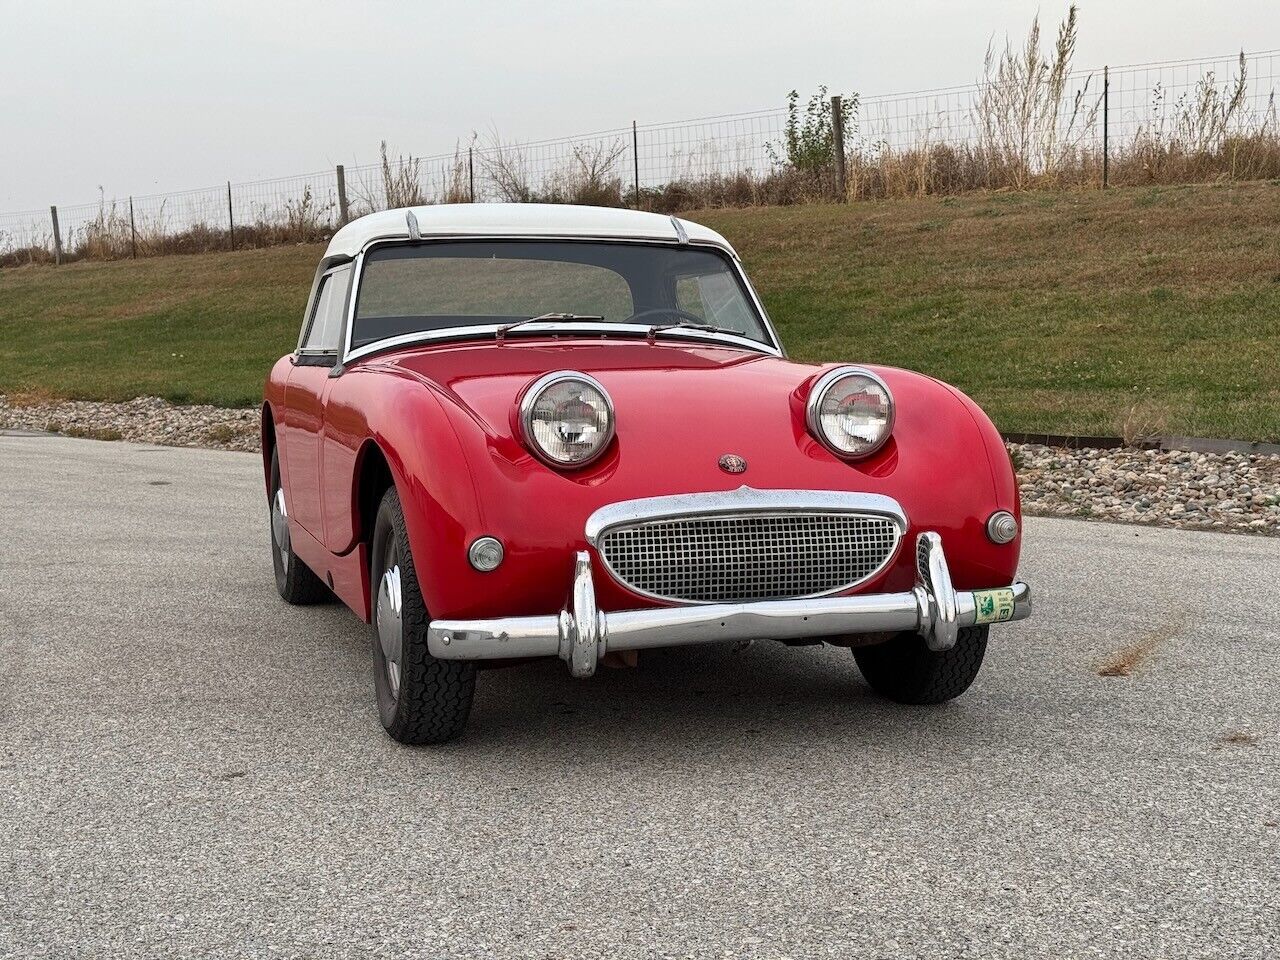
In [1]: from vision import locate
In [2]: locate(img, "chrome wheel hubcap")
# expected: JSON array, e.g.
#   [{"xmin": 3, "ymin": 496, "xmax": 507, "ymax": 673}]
[
  {"xmin": 271, "ymin": 488, "xmax": 290, "ymax": 567},
  {"xmin": 376, "ymin": 563, "xmax": 404, "ymax": 698}
]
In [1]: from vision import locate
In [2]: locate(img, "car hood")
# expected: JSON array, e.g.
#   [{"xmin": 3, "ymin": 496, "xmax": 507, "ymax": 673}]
[
  {"xmin": 367, "ymin": 336, "xmax": 973, "ymax": 490},
  {"xmin": 377, "ymin": 337, "xmax": 803, "ymax": 440}
]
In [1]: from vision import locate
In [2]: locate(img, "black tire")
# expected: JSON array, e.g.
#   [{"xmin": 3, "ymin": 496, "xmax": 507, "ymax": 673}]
[
  {"xmin": 370, "ymin": 486, "xmax": 476, "ymax": 744},
  {"xmin": 269, "ymin": 446, "xmax": 328, "ymax": 605},
  {"xmin": 853, "ymin": 626, "xmax": 989, "ymax": 705}
]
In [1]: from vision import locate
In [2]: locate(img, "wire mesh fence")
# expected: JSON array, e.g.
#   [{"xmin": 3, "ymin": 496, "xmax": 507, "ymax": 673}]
[{"xmin": 4, "ymin": 48, "xmax": 1277, "ymax": 266}]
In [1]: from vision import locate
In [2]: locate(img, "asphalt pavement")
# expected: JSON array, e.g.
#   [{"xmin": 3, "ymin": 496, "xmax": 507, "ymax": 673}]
[{"xmin": 1, "ymin": 433, "xmax": 1277, "ymax": 959}]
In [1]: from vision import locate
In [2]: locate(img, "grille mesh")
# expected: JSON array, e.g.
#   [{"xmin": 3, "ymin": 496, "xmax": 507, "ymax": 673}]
[{"xmin": 598, "ymin": 512, "xmax": 900, "ymax": 603}]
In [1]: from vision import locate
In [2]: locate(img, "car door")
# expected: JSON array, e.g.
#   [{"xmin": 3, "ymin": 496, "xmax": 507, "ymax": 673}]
[{"xmin": 283, "ymin": 264, "xmax": 352, "ymax": 541}]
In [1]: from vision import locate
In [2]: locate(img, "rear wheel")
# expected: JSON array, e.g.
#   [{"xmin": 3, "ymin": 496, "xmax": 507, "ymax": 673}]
[
  {"xmin": 269, "ymin": 446, "xmax": 328, "ymax": 604},
  {"xmin": 370, "ymin": 486, "xmax": 476, "ymax": 744},
  {"xmin": 853, "ymin": 626, "xmax": 988, "ymax": 704}
]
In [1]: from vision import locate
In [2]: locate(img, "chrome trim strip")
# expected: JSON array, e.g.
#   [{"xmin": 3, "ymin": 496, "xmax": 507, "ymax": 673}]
[
  {"xmin": 297, "ymin": 261, "xmax": 356, "ymax": 357},
  {"xmin": 337, "ymin": 249, "xmax": 366, "ymax": 367},
  {"xmin": 670, "ymin": 216, "xmax": 689, "ymax": 244},
  {"xmin": 735, "ymin": 263, "xmax": 786, "ymax": 359},
  {"xmin": 338, "ymin": 236, "xmax": 786, "ymax": 365},
  {"xmin": 518, "ymin": 370, "xmax": 616, "ymax": 469},
  {"xmin": 344, "ymin": 322, "xmax": 782, "ymax": 366},
  {"xmin": 805, "ymin": 366, "xmax": 897, "ymax": 460},
  {"xmin": 585, "ymin": 487, "xmax": 908, "ymax": 543},
  {"xmin": 584, "ymin": 487, "xmax": 908, "ymax": 605},
  {"xmin": 426, "ymin": 537, "xmax": 1031, "ymax": 677}
]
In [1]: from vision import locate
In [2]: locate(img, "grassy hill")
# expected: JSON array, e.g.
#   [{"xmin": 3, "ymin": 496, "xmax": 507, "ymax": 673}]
[{"xmin": 2, "ymin": 181, "xmax": 1278, "ymax": 440}]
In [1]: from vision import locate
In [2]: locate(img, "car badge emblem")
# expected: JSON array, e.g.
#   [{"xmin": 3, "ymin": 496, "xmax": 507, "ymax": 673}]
[{"xmin": 718, "ymin": 454, "xmax": 748, "ymax": 474}]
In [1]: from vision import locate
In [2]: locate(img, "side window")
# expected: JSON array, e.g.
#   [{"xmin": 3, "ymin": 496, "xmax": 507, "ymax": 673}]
[
  {"xmin": 674, "ymin": 271, "xmax": 756, "ymax": 335},
  {"xmin": 301, "ymin": 265, "xmax": 352, "ymax": 352}
]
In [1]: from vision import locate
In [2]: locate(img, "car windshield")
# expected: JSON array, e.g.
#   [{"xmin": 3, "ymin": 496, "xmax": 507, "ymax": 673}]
[{"xmin": 350, "ymin": 240, "xmax": 771, "ymax": 350}]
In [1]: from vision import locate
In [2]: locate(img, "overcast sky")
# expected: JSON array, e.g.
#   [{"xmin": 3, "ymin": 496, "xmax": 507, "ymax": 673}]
[{"xmin": 3, "ymin": 0, "xmax": 1277, "ymax": 212}]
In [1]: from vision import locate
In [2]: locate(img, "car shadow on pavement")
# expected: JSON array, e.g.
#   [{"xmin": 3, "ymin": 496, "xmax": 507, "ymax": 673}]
[{"xmin": 448, "ymin": 640, "xmax": 1004, "ymax": 759}]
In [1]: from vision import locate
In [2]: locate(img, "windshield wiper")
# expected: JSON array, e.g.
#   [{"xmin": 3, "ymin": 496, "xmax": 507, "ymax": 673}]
[
  {"xmin": 496, "ymin": 312, "xmax": 603, "ymax": 342},
  {"xmin": 646, "ymin": 320, "xmax": 741, "ymax": 343}
]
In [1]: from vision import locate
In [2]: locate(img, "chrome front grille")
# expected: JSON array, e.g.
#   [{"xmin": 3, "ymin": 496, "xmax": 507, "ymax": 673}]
[{"xmin": 596, "ymin": 510, "xmax": 902, "ymax": 604}]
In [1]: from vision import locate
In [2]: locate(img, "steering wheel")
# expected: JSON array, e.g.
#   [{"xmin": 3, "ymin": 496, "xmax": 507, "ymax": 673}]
[{"xmin": 618, "ymin": 307, "xmax": 708, "ymax": 326}]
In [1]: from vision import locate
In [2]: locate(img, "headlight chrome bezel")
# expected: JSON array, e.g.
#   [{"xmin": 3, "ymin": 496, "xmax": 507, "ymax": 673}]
[
  {"xmin": 519, "ymin": 370, "xmax": 616, "ymax": 469},
  {"xmin": 805, "ymin": 366, "xmax": 896, "ymax": 460}
]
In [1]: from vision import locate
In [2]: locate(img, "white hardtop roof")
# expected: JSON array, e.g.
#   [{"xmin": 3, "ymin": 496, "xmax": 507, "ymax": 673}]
[{"xmin": 324, "ymin": 203, "xmax": 736, "ymax": 260}]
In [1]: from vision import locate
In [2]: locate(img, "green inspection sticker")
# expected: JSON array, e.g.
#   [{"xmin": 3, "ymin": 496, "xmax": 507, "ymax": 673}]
[{"xmin": 973, "ymin": 588, "xmax": 1016, "ymax": 625}]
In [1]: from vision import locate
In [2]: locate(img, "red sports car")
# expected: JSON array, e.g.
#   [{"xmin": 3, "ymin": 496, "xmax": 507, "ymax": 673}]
[{"xmin": 264, "ymin": 203, "xmax": 1030, "ymax": 744}]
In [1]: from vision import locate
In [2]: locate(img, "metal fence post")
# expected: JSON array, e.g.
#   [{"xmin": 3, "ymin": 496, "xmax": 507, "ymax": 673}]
[
  {"xmin": 831, "ymin": 96, "xmax": 847, "ymax": 201},
  {"xmin": 336, "ymin": 165, "xmax": 349, "ymax": 224},
  {"xmin": 50, "ymin": 205, "xmax": 63, "ymax": 265},
  {"xmin": 128, "ymin": 197, "xmax": 137, "ymax": 259},
  {"xmin": 632, "ymin": 121, "xmax": 641, "ymax": 209},
  {"xmin": 226, "ymin": 182, "xmax": 236, "ymax": 249},
  {"xmin": 468, "ymin": 148, "xmax": 475, "ymax": 202},
  {"xmin": 1102, "ymin": 66, "xmax": 1110, "ymax": 189}
]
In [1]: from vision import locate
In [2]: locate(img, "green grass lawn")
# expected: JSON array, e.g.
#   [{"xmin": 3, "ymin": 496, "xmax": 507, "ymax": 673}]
[{"xmin": 2, "ymin": 181, "xmax": 1279, "ymax": 439}]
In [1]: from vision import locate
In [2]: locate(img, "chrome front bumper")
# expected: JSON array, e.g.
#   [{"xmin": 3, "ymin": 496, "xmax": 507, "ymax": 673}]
[{"xmin": 427, "ymin": 531, "xmax": 1031, "ymax": 679}]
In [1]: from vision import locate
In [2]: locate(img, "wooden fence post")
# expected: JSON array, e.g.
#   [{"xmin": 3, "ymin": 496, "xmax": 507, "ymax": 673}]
[
  {"xmin": 128, "ymin": 197, "xmax": 138, "ymax": 259},
  {"xmin": 50, "ymin": 205, "xmax": 63, "ymax": 265},
  {"xmin": 336, "ymin": 165, "xmax": 349, "ymax": 224},
  {"xmin": 831, "ymin": 96, "xmax": 847, "ymax": 201}
]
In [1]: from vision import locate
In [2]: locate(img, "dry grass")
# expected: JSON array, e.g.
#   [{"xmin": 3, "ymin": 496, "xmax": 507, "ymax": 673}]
[
  {"xmin": 1117, "ymin": 400, "xmax": 1171, "ymax": 448},
  {"xmin": 60, "ymin": 425, "xmax": 124, "ymax": 442},
  {"xmin": 203, "ymin": 423, "xmax": 247, "ymax": 444},
  {"xmin": 0, "ymin": 192, "xmax": 335, "ymax": 267},
  {"xmin": 2, "ymin": 387, "xmax": 60, "ymax": 408},
  {"xmin": 366, "ymin": 141, "xmax": 425, "ymax": 209},
  {"xmin": 478, "ymin": 132, "xmax": 628, "ymax": 206},
  {"xmin": 438, "ymin": 142, "xmax": 474, "ymax": 204},
  {"xmin": 974, "ymin": 4, "xmax": 1099, "ymax": 190}
]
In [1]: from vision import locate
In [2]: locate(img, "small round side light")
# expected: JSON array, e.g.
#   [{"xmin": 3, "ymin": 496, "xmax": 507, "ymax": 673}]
[
  {"xmin": 987, "ymin": 511, "xmax": 1019, "ymax": 544},
  {"xmin": 468, "ymin": 536, "xmax": 505, "ymax": 572}
]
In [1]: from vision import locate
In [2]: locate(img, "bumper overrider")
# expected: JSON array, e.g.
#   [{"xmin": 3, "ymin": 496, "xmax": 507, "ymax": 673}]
[{"xmin": 427, "ymin": 495, "xmax": 1031, "ymax": 679}]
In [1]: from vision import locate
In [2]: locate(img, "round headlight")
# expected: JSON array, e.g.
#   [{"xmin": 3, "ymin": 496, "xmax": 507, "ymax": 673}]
[
  {"xmin": 520, "ymin": 371, "xmax": 615, "ymax": 468},
  {"xmin": 806, "ymin": 366, "xmax": 895, "ymax": 459}
]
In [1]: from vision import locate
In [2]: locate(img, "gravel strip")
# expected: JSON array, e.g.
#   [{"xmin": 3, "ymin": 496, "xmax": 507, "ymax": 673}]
[
  {"xmin": 0, "ymin": 394, "xmax": 259, "ymax": 453},
  {"xmin": 2, "ymin": 394, "xmax": 1277, "ymax": 536},
  {"xmin": 1017, "ymin": 444, "xmax": 1279, "ymax": 536}
]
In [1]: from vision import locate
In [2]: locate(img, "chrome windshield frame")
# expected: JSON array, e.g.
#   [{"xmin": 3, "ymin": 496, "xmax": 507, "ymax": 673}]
[{"xmin": 339, "ymin": 236, "xmax": 786, "ymax": 366}]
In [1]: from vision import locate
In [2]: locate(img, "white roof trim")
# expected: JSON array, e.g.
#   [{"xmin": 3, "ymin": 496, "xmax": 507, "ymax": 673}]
[{"xmin": 323, "ymin": 203, "xmax": 734, "ymax": 260}]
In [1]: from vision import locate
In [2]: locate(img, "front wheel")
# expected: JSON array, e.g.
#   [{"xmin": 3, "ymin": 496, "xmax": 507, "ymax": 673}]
[
  {"xmin": 853, "ymin": 626, "xmax": 989, "ymax": 704},
  {"xmin": 370, "ymin": 486, "xmax": 476, "ymax": 744}
]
